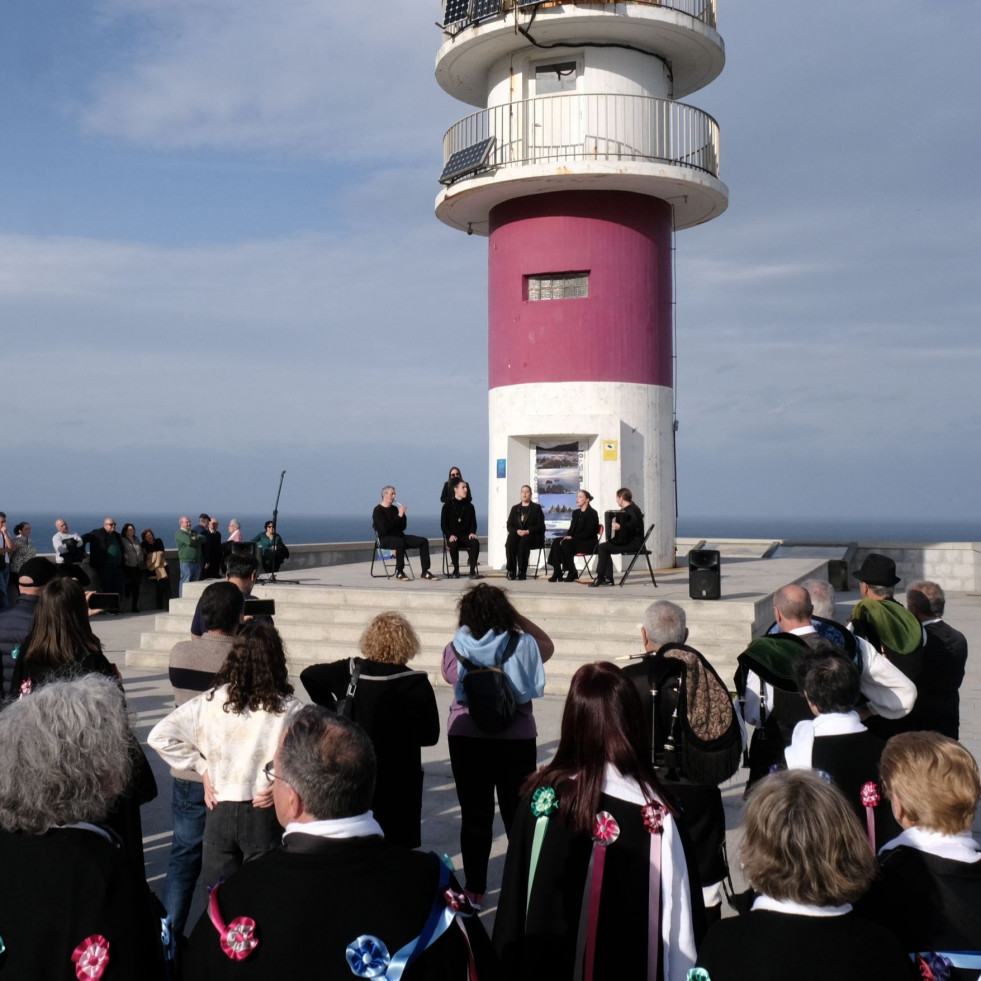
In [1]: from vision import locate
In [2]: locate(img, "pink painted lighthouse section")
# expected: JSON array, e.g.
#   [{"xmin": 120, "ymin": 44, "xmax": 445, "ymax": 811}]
[{"xmin": 488, "ymin": 191, "xmax": 673, "ymax": 390}]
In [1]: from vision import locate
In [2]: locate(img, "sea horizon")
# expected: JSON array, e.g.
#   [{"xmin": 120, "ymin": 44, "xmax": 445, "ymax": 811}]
[{"xmin": 12, "ymin": 510, "xmax": 981, "ymax": 547}]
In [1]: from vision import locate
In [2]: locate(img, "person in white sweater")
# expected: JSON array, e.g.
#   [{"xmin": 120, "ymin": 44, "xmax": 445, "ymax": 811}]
[{"xmin": 149, "ymin": 621, "xmax": 300, "ymax": 889}]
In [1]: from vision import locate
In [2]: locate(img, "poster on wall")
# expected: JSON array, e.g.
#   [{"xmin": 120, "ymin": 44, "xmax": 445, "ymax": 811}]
[{"xmin": 534, "ymin": 441, "xmax": 585, "ymax": 536}]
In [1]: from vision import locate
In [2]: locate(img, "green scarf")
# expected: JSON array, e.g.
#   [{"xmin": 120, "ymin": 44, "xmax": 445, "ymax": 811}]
[
  {"xmin": 850, "ymin": 598, "xmax": 922, "ymax": 656},
  {"xmin": 737, "ymin": 635, "xmax": 808, "ymax": 692}
]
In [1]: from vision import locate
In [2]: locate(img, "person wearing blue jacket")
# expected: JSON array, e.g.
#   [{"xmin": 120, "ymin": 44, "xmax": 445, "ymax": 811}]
[{"xmin": 441, "ymin": 584, "xmax": 553, "ymax": 910}]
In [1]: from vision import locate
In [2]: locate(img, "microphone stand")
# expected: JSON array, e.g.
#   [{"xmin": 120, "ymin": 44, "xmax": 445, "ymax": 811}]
[{"xmin": 257, "ymin": 470, "xmax": 300, "ymax": 585}]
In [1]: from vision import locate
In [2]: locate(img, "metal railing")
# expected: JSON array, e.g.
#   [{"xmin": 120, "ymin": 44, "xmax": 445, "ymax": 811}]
[
  {"xmin": 441, "ymin": 93, "xmax": 720, "ymax": 183},
  {"xmin": 446, "ymin": 0, "xmax": 717, "ymax": 30}
]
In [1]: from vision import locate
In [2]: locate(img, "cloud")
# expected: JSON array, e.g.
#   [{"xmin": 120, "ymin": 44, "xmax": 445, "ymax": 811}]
[{"xmin": 79, "ymin": 0, "xmax": 455, "ymax": 159}]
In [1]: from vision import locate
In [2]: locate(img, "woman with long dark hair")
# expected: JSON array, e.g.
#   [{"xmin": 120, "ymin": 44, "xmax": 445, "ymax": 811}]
[
  {"xmin": 10, "ymin": 577, "xmax": 113, "ymax": 693},
  {"xmin": 149, "ymin": 620, "xmax": 300, "ymax": 887},
  {"xmin": 494, "ymin": 661, "xmax": 703, "ymax": 981},
  {"xmin": 120, "ymin": 523, "xmax": 145, "ymax": 612},
  {"xmin": 441, "ymin": 583, "xmax": 553, "ymax": 909},
  {"xmin": 440, "ymin": 466, "xmax": 473, "ymax": 505},
  {"xmin": 141, "ymin": 527, "xmax": 170, "ymax": 610}
]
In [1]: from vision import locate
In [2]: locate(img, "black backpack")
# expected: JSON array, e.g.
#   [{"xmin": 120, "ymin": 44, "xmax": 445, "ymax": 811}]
[{"xmin": 453, "ymin": 631, "xmax": 522, "ymax": 734}]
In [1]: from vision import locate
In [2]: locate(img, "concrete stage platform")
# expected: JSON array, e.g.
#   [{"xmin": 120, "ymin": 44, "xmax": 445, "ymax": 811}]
[{"xmin": 125, "ymin": 541, "xmax": 851, "ymax": 691}]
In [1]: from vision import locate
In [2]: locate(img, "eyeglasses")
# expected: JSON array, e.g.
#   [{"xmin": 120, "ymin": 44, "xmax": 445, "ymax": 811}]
[{"xmin": 263, "ymin": 760, "xmax": 279, "ymax": 783}]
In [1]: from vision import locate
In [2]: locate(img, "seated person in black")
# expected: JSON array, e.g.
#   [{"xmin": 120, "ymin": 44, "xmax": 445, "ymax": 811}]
[
  {"xmin": 546, "ymin": 489, "xmax": 599, "ymax": 582},
  {"xmin": 590, "ymin": 487, "xmax": 644, "ymax": 587},
  {"xmin": 504, "ymin": 485, "xmax": 544, "ymax": 580},
  {"xmin": 373, "ymin": 485, "xmax": 437, "ymax": 581},
  {"xmin": 440, "ymin": 479, "xmax": 481, "ymax": 579}
]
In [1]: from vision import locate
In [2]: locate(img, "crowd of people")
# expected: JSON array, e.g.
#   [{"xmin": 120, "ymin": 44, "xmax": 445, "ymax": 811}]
[
  {"xmin": 0, "ymin": 516, "xmax": 976, "ymax": 980},
  {"xmin": 0, "ymin": 512, "xmax": 289, "ymax": 612}
]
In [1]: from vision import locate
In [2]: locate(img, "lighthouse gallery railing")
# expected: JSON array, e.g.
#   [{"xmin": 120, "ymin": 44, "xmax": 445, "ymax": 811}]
[{"xmin": 441, "ymin": 94, "xmax": 720, "ymax": 182}]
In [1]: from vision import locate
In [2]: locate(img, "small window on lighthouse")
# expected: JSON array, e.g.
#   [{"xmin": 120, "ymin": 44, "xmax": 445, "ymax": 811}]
[
  {"xmin": 535, "ymin": 62, "xmax": 578, "ymax": 95},
  {"xmin": 527, "ymin": 271, "xmax": 589, "ymax": 301}
]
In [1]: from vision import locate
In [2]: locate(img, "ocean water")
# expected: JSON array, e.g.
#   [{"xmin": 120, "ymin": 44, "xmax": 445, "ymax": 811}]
[{"xmin": 14, "ymin": 511, "xmax": 981, "ymax": 546}]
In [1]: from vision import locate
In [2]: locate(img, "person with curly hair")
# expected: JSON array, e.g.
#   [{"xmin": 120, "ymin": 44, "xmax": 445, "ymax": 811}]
[
  {"xmin": 0, "ymin": 675, "xmax": 165, "ymax": 979},
  {"xmin": 300, "ymin": 611, "xmax": 439, "ymax": 848},
  {"xmin": 149, "ymin": 620, "xmax": 301, "ymax": 888},
  {"xmin": 441, "ymin": 583, "xmax": 553, "ymax": 909}
]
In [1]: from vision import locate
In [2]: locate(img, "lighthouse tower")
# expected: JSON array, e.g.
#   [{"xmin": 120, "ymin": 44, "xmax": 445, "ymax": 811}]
[{"xmin": 434, "ymin": 0, "xmax": 727, "ymax": 571}]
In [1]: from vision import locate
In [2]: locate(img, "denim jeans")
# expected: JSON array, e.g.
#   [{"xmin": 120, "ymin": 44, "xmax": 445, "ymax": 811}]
[
  {"xmin": 163, "ymin": 778, "xmax": 207, "ymax": 937},
  {"xmin": 178, "ymin": 561, "xmax": 200, "ymax": 597},
  {"xmin": 201, "ymin": 799, "xmax": 282, "ymax": 891},
  {"xmin": 0, "ymin": 566, "xmax": 8, "ymax": 611}
]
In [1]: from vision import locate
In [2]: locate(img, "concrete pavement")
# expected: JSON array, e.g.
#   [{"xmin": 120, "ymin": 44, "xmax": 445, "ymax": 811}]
[{"xmin": 95, "ymin": 581, "xmax": 980, "ymax": 934}]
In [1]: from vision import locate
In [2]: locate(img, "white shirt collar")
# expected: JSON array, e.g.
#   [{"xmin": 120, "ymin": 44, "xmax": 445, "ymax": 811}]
[
  {"xmin": 879, "ymin": 827, "xmax": 981, "ymax": 864},
  {"xmin": 789, "ymin": 625, "xmax": 817, "ymax": 636},
  {"xmin": 811, "ymin": 710, "xmax": 867, "ymax": 736},
  {"xmin": 284, "ymin": 811, "xmax": 384, "ymax": 841},
  {"xmin": 752, "ymin": 894, "xmax": 852, "ymax": 917}
]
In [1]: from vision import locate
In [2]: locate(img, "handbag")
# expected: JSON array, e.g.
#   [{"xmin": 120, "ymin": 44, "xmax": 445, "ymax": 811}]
[{"xmin": 334, "ymin": 658, "xmax": 363, "ymax": 719}]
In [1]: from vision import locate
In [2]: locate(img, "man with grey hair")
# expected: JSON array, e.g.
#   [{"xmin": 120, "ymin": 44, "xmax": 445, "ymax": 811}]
[
  {"xmin": 186, "ymin": 706, "xmax": 490, "ymax": 977},
  {"xmin": 905, "ymin": 580, "xmax": 967, "ymax": 738},
  {"xmin": 622, "ymin": 600, "xmax": 738, "ymax": 924},
  {"xmin": 0, "ymin": 675, "xmax": 165, "ymax": 978},
  {"xmin": 372, "ymin": 485, "xmax": 437, "ymax": 581}
]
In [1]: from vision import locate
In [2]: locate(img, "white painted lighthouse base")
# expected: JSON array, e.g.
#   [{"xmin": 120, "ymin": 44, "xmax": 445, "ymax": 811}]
[{"xmin": 487, "ymin": 381, "xmax": 676, "ymax": 571}]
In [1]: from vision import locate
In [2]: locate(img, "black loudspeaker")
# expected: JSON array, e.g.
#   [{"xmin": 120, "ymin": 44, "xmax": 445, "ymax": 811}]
[{"xmin": 689, "ymin": 548, "xmax": 721, "ymax": 600}]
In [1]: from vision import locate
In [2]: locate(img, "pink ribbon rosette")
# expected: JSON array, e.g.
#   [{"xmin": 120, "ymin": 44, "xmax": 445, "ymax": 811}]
[
  {"xmin": 573, "ymin": 811, "xmax": 621, "ymax": 981},
  {"xmin": 642, "ymin": 801, "xmax": 666, "ymax": 981},
  {"xmin": 207, "ymin": 885, "xmax": 259, "ymax": 961},
  {"xmin": 860, "ymin": 781, "xmax": 880, "ymax": 853},
  {"xmin": 71, "ymin": 935, "xmax": 110, "ymax": 980}
]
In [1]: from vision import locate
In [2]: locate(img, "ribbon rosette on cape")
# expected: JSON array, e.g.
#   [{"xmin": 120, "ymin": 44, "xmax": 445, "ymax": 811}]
[
  {"xmin": 573, "ymin": 811, "xmax": 621, "ymax": 981},
  {"xmin": 206, "ymin": 884, "xmax": 259, "ymax": 961},
  {"xmin": 527, "ymin": 786, "xmax": 559, "ymax": 914},
  {"xmin": 642, "ymin": 801, "xmax": 666, "ymax": 981},
  {"xmin": 860, "ymin": 781, "xmax": 880, "ymax": 852},
  {"xmin": 71, "ymin": 935, "xmax": 110, "ymax": 980},
  {"xmin": 345, "ymin": 855, "xmax": 478, "ymax": 981}
]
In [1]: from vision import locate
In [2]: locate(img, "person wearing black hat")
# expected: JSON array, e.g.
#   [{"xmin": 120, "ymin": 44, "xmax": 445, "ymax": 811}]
[
  {"xmin": 849, "ymin": 553, "xmax": 925, "ymax": 739},
  {"xmin": 0, "ymin": 556, "xmax": 57, "ymax": 698}
]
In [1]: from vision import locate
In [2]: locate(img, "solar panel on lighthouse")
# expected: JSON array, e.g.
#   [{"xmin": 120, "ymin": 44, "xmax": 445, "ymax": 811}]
[
  {"xmin": 439, "ymin": 137, "xmax": 496, "ymax": 185},
  {"xmin": 442, "ymin": 0, "xmax": 471, "ymax": 26},
  {"xmin": 471, "ymin": 0, "xmax": 501, "ymax": 21}
]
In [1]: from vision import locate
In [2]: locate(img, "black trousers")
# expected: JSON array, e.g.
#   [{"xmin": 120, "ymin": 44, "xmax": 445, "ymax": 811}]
[
  {"xmin": 378, "ymin": 534, "xmax": 431, "ymax": 573},
  {"xmin": 594, "ymin": 540, "xmax": 641, "ymax": 582},
  {"xmin": 447, "ymin": 537, "xmax": 479, "ymax": 573},
  {"xmin": 448, "ymin": 735, "xmax": 537, "ymax": 895},
  {"xmin": 505, "ymin": 533, "xmax": 539, "ymax": 575},
  {"xmin": 547, "ymin": 538, "xmax": 592, "ymax": 576}
]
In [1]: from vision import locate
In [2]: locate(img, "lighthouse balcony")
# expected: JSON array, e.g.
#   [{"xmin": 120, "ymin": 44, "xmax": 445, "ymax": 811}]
[
  {"xmin": 435, "ymin": 92, "xmax": 727, "ymax": 233},
  {"xmin": 437, "ymin": 0, "xmax": 723, "ymax": 104}
]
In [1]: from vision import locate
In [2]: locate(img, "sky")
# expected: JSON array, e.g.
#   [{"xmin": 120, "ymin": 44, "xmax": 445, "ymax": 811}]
[{"xmin": 1, "ymin": 0, "xmax": 978, "ymax": 526}]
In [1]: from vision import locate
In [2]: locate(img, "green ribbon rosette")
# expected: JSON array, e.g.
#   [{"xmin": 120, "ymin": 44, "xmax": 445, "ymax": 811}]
[{"xmin": 527, "ymin": 786, "xmax": 559, "ymax": 915}]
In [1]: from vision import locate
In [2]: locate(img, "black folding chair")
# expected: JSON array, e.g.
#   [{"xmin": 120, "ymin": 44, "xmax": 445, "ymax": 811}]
[
  {"xmin": 529, "ymin": 536, "xmax": 549, "ymax": 579},
  {"xmin": 617, "ymin": 524, "xmax": 658, "ymax": 588},
  {"xmin": 370, "ymin": 534, "xmax": 414, "ymax": 580},
  {"xmin": 576, "ymin": 526, "xmax": 604, "ymax": 582}
]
